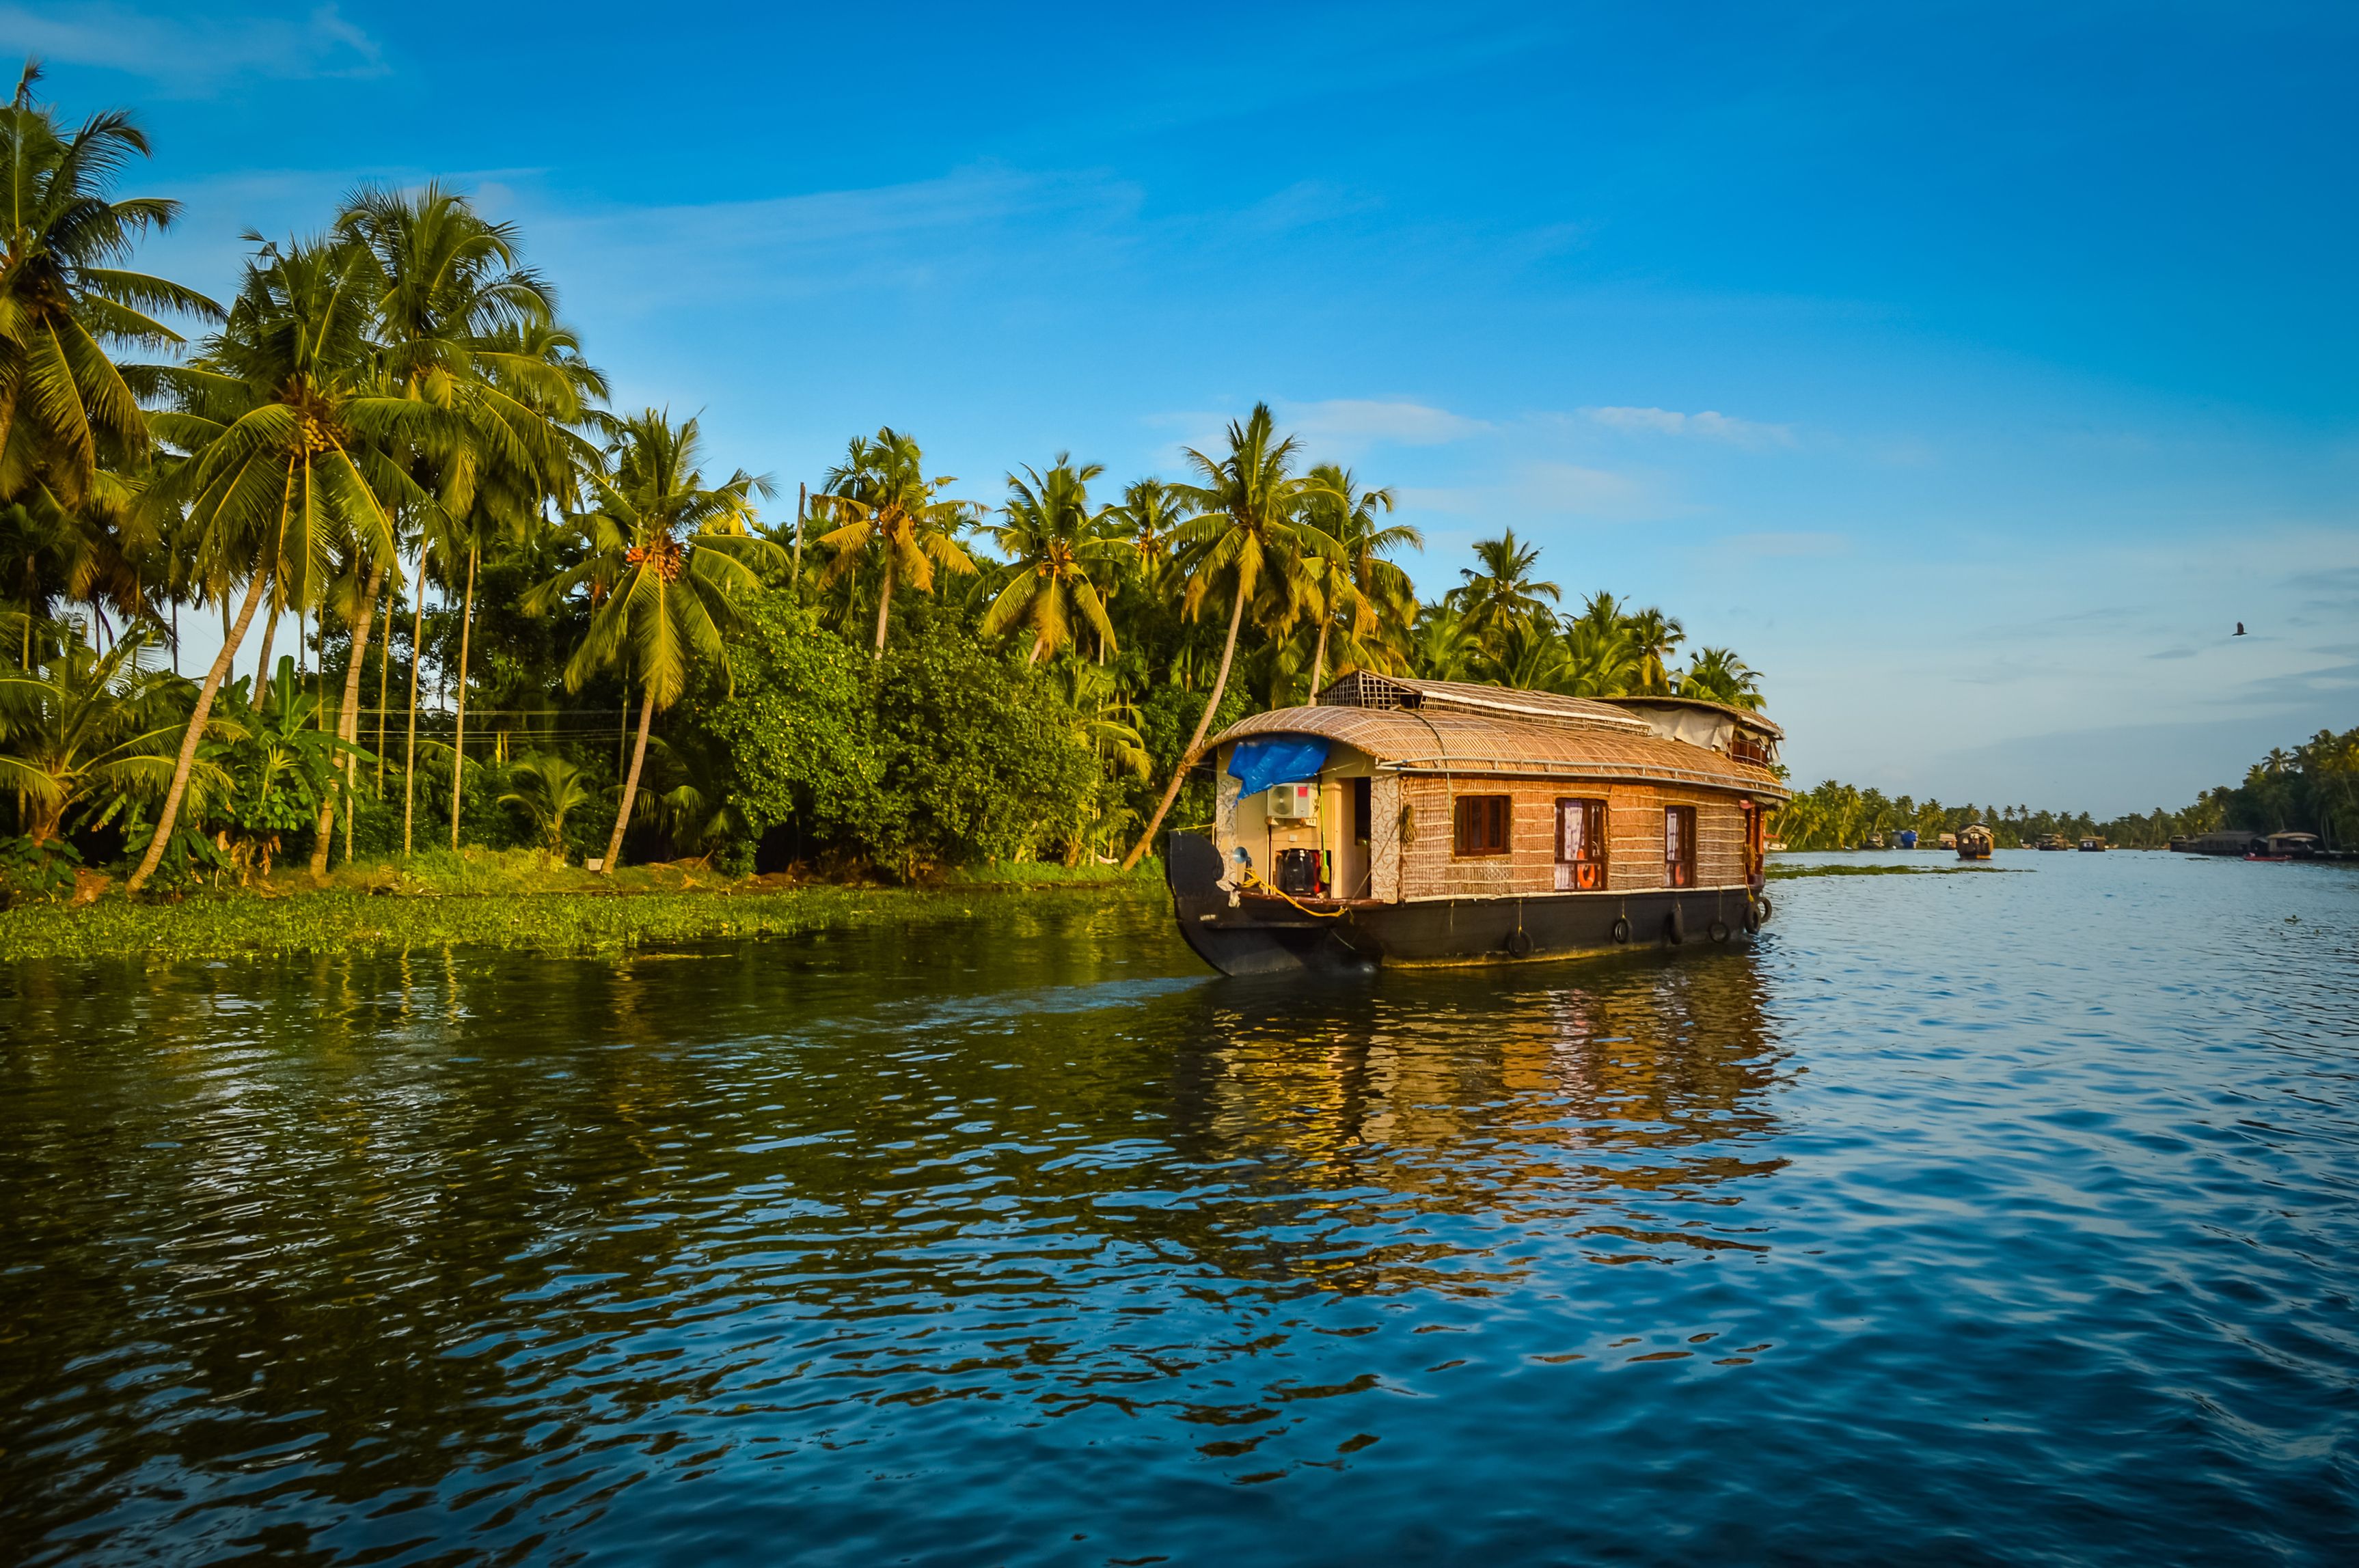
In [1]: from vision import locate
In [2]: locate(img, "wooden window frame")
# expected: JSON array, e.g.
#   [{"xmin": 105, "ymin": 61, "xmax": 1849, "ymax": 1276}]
[
  {"xmin": 1555, "ymin": 797, "xmax": 1609, "ymax": 891},
  {"xmin": 1664, "ymin": 804, "xmax": 1697, "ymax": 888},
  {"xmin": 1452, "ymin": 794, "xmax": 1512, "ymax": 858}
]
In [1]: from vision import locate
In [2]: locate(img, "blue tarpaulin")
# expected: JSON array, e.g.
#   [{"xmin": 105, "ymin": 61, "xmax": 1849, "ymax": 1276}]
[{"xmin": 1227, "ymin": 734, "xmax": 1331, "ymax": 795}]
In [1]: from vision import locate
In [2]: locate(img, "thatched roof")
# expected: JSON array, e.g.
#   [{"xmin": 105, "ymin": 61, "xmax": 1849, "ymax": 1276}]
[{"xmin": 1212, "ymin": 704, "xmax": 1791, "ymax": 799}]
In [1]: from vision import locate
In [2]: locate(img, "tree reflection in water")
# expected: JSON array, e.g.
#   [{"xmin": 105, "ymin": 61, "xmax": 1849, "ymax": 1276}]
[{"xmin": 0, "ymin": 898, "xmax": 1795, "ymax": 1561}]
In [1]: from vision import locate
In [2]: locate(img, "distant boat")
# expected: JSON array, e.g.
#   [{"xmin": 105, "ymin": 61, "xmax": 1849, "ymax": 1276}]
[
  {"xmin": 2036, "ymin": 834, "xmax": 2071, "ymax": 851},
  {"xmin": 1896, "ymin": 829, "xmax": 1918, "ymax": 849},
  {"xmin": 2077, "ymin": 837, "xmax": 2107, "ymax": 852},
  {"xmin": 2246, "ymin": 831, "xmax": 2320, "ymax": 862},
  {"xmin": 2181, "ymin": 830, "xmax": 2265, "ymax": 856},
  {"xmin": 1956, "ymin": 823, "xmax": 1994, "ymax": 861}
]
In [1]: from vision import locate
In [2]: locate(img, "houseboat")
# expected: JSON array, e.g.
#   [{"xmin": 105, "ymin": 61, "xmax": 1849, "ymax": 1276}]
[
  {"xmin": 2246, "ymin": 831, "xmax": 2320, "ymax": 862},
  {"xmin": 1162, "ymin": 674, "xmax": 1788, "ymax": 975},
  {"xmin": 2036, "ymin": 834, "xmax": 2071, "ymax": 851},
  {"xmin": 2077, "ymin": 836, "xmax": 2107, "ymax": 852},
  {"xmin": 2181, "ymin": 829, "xmax": 2265, "ymax": 856},
  {"xmin": 1956, "ymin": 823, "xmax": 1995, "ymax": 860}
]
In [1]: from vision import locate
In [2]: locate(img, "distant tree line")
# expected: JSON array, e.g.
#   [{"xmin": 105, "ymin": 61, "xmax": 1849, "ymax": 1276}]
[{"xmin": 1773, "ymin": 725, "xmax": 2359, "ymax": 851}]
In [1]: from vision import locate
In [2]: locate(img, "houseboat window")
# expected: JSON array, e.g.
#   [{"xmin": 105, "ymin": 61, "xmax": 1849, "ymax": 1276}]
[
  {"xmin": 1351, "ymin": 776, "xmax": 1372, "ymax": 847},
  {"xmin": 1664, "ymin": 805, "xmax": 1697, "ymax": 888},
  {"xmin": 1555, "ymin": 797, "xmax": 1608, "ymax": 890},
  {"xmin": 1453, "ymin": 795, "xmax": 1511, "ymax": 857}
]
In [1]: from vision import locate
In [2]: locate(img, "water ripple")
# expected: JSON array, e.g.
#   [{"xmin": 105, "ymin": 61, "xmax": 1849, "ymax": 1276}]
[{"xmin": 3, "ymin": 854, "xmax": 2357, "ymax": 1563}]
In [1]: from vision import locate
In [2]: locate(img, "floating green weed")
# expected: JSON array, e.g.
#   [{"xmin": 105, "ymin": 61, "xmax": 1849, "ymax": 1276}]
[{"xmin": 0, "ymin": 881, "xmax": 1165, "ymax": 964}]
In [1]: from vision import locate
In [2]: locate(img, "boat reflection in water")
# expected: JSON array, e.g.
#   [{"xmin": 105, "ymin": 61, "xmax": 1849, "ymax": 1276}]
[{"xmin": 1156, "ymin": 952, "xmax": 1790, "ymax": 1295}]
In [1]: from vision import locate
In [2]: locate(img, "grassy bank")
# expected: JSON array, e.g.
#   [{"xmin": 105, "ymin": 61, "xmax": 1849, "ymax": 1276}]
[{"xmin": 0, "ymin": 851, "xmax": 1166, "ymax": 963}]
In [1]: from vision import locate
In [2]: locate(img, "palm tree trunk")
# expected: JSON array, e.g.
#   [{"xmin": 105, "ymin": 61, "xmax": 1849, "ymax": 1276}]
[
  {"xmin": 1309, "ymin": 611, "xmax": 1331, "ymax": 698},
  {"xmin": 447, "ymin": 543, "xmax": 477, "ymax": 853},
  {"xmin": 401, "ymin": 568, "xmax": 425, "ymax": 859},
  {"xmin": 873, "ymin": 558, "xmax": 895, "ymax": 657},
  {"xmin": 251, "ymin": 597, "xmax": 279, "ymax": 704},
  {"xmin": 374, "ymin": 577, "xmax": 390, "ymax": 790},
  {"xmin": 311, "ymin": 561, "xmax": 385, "ymax": 881},
  {"xmin": 127, "ymin": 569, "xmax": 272, "ymax": 895},
  {"xmin": 1123, "ymin": 583, "xmax": 1246, "ymax": 871},
  {"xmin": 600, "ymin": 686, "xmax": 657, "ymax": 875}
]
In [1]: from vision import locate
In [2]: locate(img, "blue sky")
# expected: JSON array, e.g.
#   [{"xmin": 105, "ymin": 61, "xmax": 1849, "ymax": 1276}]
[{"xmin": 14, "ymin": 1, "xmax": 2358, "ymax": 813}]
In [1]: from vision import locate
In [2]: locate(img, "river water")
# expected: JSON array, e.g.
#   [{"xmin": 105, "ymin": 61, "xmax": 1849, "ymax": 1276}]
[{"xmin": 3, "ymin": 851, "xmax": 2355, "ymax": 1565}]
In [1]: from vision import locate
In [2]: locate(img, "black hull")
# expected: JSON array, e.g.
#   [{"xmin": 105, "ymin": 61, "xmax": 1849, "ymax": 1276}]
[{"xmin": 1163, "ymin": 832, "xmax": 1765, "ymax": 977}]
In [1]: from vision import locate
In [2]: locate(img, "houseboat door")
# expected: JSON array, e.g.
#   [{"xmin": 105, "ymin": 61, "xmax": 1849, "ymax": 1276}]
[
  {"xmin": 1338, "ymin": 775, "xmax": 1374, "ymax": 898},
  {"xmin": 1740, "ymin": 799, "xmax": 1767, "ymax": 890}
]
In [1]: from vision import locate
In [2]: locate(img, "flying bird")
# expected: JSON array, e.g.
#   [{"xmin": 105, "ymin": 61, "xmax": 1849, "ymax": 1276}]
[{"xmin": 2235, "ymin": 622, "xmax": 2246, "ymax": 636}]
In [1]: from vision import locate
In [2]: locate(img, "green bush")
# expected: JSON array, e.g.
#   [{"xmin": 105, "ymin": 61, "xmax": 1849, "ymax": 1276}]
[
  {"xmin": 867, "ymin": 629, "xmax": 1097, "ymax": 870},
  {"xmin": 696, "ymin": 591, "xmax": 1102, "ymax": 875}
]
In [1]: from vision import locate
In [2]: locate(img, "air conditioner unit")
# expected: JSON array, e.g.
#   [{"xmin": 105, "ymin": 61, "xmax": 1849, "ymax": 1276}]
[{"xmin": 1266, "ymin": 782, "xmax": 1318, "ymax": 821}]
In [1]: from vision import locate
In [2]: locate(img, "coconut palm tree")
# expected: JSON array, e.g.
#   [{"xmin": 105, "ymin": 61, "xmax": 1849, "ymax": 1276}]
[
  {"xmin": 1448, "ymin": 529, "xmax": 1559, "ymax": 657},
  {"xmin": 498, "ymin": 750, "xmax": 590, "ymax": 862},
  {"xmin": 1484, "ymin": 618, "xmax": 1571, "ymax": 691},
  {"xmin": 1108, "ymin": 476, "xmax": 1189, "ymax": 592},
  {"xmin": 526, "ymin": 409, "xmax": 776, "ymax": 875},
  {"xmin": 0, "ymin": 619, "xmax": 188, "ymax": 844},
  {"xmin": 1303, "ymin": 464, "xmax": 1415, "ymax": 689},
  {"xmin": 1558, "ymin": 615, "xmax": 1637, "ymax": 697},
  {"xmin": 1620, "ymin": 605, "xmax": 1685, "ymax": 695},
  {"xmin": 1410, "ymin": 602, "xmax": 1477, "ymax": 681},
  {"xmin": 335, "ymin": 187, "xmax": 597, "ymax": 858},
  {"xmin": 1121, "ymin": 402, "xmax": 1339, "ymax": 870},
  {"xmin": 1678, "ymin": 646, "xmax": 1764, "ymax": 709},
  {"xmin": 981, "ymin": 454, "xmax": 1122, "ymax": 663},
  {"xmin": 1, "ymin": 499, "xmax": 95, "ymax": 665},
  {"xmin": 0, "ymin": 61, "xmax": 217, "ymax": 522},
  {"xmin": 124, "ymin": 235, "xmax": 429, "ymax": 894},
  {"xmin": 813, "ymin": 428, "xmax": 979, "ymax": 657}
]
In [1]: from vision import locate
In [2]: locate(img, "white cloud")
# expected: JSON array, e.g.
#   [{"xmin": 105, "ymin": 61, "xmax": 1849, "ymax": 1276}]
[
  {"xmin": 1585, "ymin": 405, "xmax": 1796, "ymax": 449},
  {"xmin": 1401, "ymin": 462, "xmax": 1660, "ymax": 523},
  {"xmin": 0, "ymin": 4, "xmax": 385, "ymax": 87},
  {"xmin": 526, "ymin": 164, "xmax": 1139, "ymax": 313},
  {"xmin": 1278, "ymin": 398, "xmax": 1490, "ymax": 450},
  {"xmin": 1514, "ymin": 460, "xmax": 1656, "ymax": 518}
]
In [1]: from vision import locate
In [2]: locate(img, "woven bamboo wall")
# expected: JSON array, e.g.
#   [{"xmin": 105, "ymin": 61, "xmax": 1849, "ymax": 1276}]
[
  {"xmin": 1370, "ymin": 775, "xmax": 1403, "ymax": 901},
  {"xmin": 1393, "ymin": 776, "xmax": 1745, "ymax": 899}
]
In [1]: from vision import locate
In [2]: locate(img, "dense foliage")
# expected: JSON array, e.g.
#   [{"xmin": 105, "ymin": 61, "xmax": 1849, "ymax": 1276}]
[{"xmin": 0, "ymin": 68, "xmax": 1770, "ymax": 892}]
